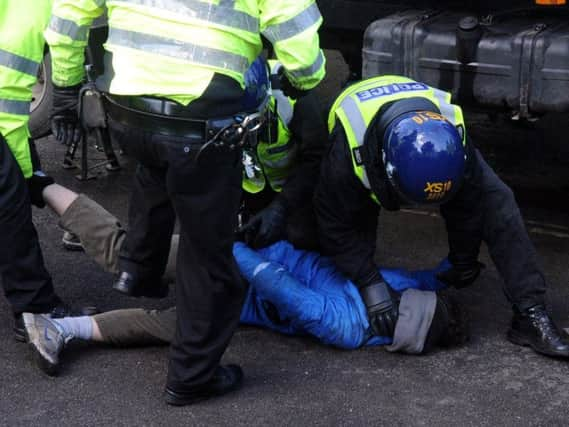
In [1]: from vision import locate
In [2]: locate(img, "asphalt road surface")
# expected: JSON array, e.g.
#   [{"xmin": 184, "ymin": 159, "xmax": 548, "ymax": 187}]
[{"xmin": 1, "ymin": 51, "xmax": 568, "ymax": 426}]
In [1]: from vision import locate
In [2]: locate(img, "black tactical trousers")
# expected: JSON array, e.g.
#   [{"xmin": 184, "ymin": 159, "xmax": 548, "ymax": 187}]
[
  {"xmin": 440, "ymin": 149, "xmax": 546, "ymax": 311},
  {"xmin": 0, "ymin": 136, "xmax": 61, "ymax": 315},
  {"xmin": 118, "ymin": 161, "xmax": 176, "ymax": 281},
  {"xmin": 111, "ymin": 119, "xmax": 247, "ymax": 390}
]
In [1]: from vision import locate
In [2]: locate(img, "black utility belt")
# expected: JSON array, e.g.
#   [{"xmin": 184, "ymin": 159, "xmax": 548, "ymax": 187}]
[{"xmin": 104, "ymin": 95, "xmax": 239, "ymax": 141}]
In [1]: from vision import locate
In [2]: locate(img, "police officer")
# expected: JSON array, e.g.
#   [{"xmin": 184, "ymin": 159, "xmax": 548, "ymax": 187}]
[
  {"xmin": 0, "ymin": 0, "xmax": 93, "ymax": 342},
  {"xmin": 59, "ymin": 56, "xmax": 328, "ymax": 252},
  {"xmin": 45, "ymin": 0, "xmax": 325, "ymax": 405},
  {"xmin": 313, "ymin": 75, "xmax": 569, "ymax": 358},
  {"xmin": 238, "ymin": 59, "xmax": 327, "ymax": 250}
]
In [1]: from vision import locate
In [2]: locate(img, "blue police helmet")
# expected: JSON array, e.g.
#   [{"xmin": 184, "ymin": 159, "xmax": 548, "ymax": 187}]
[
  {"xmin": 382, "ymin": 111, "xmax": 466, "ymax": 205},
  {"xmin": 242, "ymin": 56, "xmax": 270, "ymax": 111}
]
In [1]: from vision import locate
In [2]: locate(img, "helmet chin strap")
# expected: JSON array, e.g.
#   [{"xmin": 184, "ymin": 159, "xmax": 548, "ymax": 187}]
[{"xmin": 362, "ymin": 98, "xmax": 442, "ymax": 210}]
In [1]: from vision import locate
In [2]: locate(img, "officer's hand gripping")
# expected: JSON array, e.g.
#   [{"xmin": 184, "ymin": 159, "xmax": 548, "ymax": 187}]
[
  {"xmin": 237, "ymin": 197, "xmax": 288, "ymax": 249},
  {"xmin": 50, "ymin": 84, "xmax": 83, "ymax": 146},
  {"xmin": 360, "ymin": 281, "xmax": 399, "ymax": 337}
]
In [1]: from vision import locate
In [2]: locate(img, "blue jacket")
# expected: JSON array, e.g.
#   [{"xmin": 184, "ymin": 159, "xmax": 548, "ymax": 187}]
[{"xmin": 235, "ymin": 241, "xmax": 447, "ymax": 349}]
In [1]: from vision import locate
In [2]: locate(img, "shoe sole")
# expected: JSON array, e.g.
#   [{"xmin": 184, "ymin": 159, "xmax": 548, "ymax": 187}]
[
  {"xmin": 14, "ymin": 328, "xmax": 28, "ymax": 343},
  {"xmin": 29, "ymin": 342, "xmax": 59, "ymax": 376},
  {"xmin": 507, "ymin": 329, "xmax": 569, "ymax": 359},
  {"xmin": 22, "ymin": 313, "xmax": 59, "ymax": 376},
  {"xmin": 62, "ymin": 241, "xmax": 84, "ymax": 252},
  {"xmin": 164, "ymin": 378, "xmax": 243, "ymax": 406},
  {"xmin": 164, "ymin": 393, "xmax": 209, "ymax": 406}
]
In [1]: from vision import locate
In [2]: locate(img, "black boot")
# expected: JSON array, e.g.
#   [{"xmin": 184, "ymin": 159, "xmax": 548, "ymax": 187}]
[
  {"xmin": 112, "ymin": 271, "xmax": 169, "ymax": 298},
  {"xmin": 507, "ymin": 305, "xmax": 569, "ymax": 358},
  {"xmin": 164, "ymin": 364, "xmax": 244, "ymax": 406}
]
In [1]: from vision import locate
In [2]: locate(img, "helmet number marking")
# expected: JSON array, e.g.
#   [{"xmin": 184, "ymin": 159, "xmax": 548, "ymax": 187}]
[
  {"xmin": 412, "ymin": 111, "xmax": 446, "ymax": 124},
  {"xmin": 424, "ymin": 180, "xmax": 453, "ymax": 200}
]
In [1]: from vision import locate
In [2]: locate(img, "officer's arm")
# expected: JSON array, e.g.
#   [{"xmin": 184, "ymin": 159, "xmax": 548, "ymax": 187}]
[
  {"xmin": 279, "ymin": 91, "xmax": 328, "ymax": 210},
  {"xmin": 44, "ymin": 0, "xmax": 105, "ymax": 86},
  {"xmin": 438, "ymin": 137, "xmax": 484, "ymax": 287},
  {"xmin": 313, "ymin": 126, "xmax": 382, "ymax": 287},
  {"xmin": 439, "ymin": 136, "xmax": 483, "ymax": 264},
  {"xmin": 259, "ymin": 0, "xmax": 326, "ymax": 91}
]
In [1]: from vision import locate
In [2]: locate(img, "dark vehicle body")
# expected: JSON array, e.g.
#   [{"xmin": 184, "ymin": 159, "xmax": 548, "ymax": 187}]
[
  {"xmin": 317, "ymin": 0, "xmax": 569, "ymax": 117},
  {"xmin": 31, "ymin": 3, "xmax": 568, "ymax": 135}
]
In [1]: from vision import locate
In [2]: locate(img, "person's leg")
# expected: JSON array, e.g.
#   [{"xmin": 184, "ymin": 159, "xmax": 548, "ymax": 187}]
[
  {"xmin": 118, "ymin": 163, "xmax": 176, "ymax": 282},
  {"xmin": 448, "ymin": 149, "xmax": 568, "ymax": 357},
  {"xmin": 94, "ymin": 307, "xmax": 176, "ymax": 345},
  {"xmin": 42, "ymin": 183, "xmax": 78, "ymax": 216},
  {"xmin": 0, "ymin": 135, "xmax": 61, "ymax": 318},
  {"xmin": 44, "ymin": 184, "xmax": 180, "ymax": 280},
  {"xmin": 42, "ymin": 183, "xmax": 84, "ymax": 251},
  {"xmin": 442, "ymin": 149, "xmax": 547, "ymax": 309},
  {"xmin": 165, "ymin": 144, "xmax": 247, "ymax": 392},
  {"xmin": 57, "ymin": 192, "xmax": 126, "ymax": 275},
  {"xmin": 23, "ymin": 307, "xmax": 176, "ymax": 375},
  {"xmin": 106, "ymin": 120, "xmax": 176, "ymax": 296},
  {"xmin": 475, "ymin": 151, "xmax": 546, "ymax": 310}
]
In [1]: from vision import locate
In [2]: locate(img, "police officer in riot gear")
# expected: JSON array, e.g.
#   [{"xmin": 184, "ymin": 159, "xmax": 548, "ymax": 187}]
[
  {"xmin": 314, "ymin": 75, "xmax": 569, "ymax": 358},
  {"xmin": 46, "ymin": 0, "xmax": 326, "ymax": 405}
]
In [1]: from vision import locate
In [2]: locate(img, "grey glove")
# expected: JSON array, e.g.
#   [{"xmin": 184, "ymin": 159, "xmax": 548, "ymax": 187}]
[
  {"xmin": 360, "ymin": 280, "xmax": 399, "ymax": 337},
  {"xmin": 51, "ymin": 84, "xmax": 83, "ymax": 146}
]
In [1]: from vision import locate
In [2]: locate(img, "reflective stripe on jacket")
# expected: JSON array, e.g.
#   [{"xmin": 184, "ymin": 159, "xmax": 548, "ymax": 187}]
[
  {"xmin": 45, "ymin": 0, "xmax": 326, "ymax": 105},
  {"xmin": 0, "ymin": 0, "xmax": 52, "ymax": 177},
  {"xmin": 328, "ymin": 75, "xmax": 466, "ymax": 203},
  {"xmin": 243, "ymin": 60, "xmax": 296, "ymax": 194}
]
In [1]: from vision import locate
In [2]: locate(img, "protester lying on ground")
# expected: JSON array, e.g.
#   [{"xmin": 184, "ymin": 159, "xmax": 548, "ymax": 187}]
[{"xmin": 24, "ymin": 186, "xmax": 468, "ymax": 375}]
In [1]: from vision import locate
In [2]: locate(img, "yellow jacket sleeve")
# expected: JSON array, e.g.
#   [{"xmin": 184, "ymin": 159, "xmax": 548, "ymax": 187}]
[
  {"xmin": 259, "ymin": 0, "xmax": 326, "ymax": 91},
  {"xmin": 44, "ymin": 0, "xmax": 105, "ymax": 86}
]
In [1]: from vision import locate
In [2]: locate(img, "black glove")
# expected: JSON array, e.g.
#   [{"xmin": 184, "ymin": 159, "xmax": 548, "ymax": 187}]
[
  {"xmin": 237, "ymin": 197, "xmax": 288, "ymax": 248},
  {"xmin": 51, "ymin": 84, "xmax": 83, "ymax": 146},
  {"xmin": 27, "ymin": 172, "xmax": 54, "ymax": 208},
  {"xmin": 360, "ymin": 281, "xmax": 399, "ymax": 337},
  {"xmin": 278, "ymin": 68, "xmax": 310, "ymax": 100},
  {"xmin": 436, "ymin": 260, "xmax": 485, "ymax": 289}
]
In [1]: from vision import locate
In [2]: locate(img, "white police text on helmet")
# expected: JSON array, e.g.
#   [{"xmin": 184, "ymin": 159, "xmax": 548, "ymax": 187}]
[{"xmin": 356, "ymin": 83, "xmax": 429, "ymax": 102}]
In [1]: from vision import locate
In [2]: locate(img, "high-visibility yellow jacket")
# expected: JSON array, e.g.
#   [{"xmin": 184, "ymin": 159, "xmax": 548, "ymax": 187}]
[
  {"xmin": 0, "ymin": 0, "xmax": 52, "ymax": 178},
  {"xmin": 45, "ymin": 0, "xmax": 326, "ymax": 105},
  {"xmin": 243, "ymin": 60, "xmax": 297, "ymax": 194}
]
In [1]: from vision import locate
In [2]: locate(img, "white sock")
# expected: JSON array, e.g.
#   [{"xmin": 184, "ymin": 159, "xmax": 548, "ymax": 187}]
[{"xmin": 50, "ymin": 316, "xmax": 94, "ymax": 341}]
